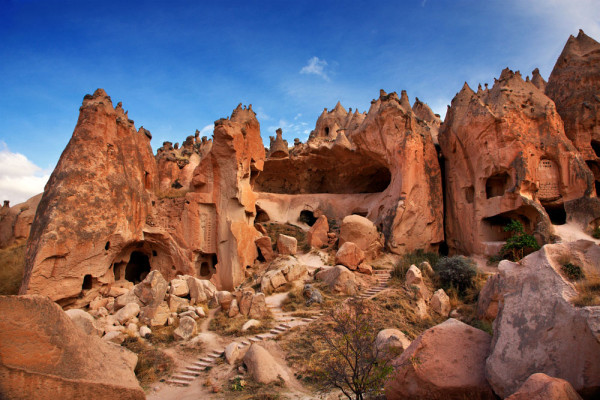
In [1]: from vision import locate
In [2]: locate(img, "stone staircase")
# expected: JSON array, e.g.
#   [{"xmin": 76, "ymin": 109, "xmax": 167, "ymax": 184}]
[{"xmin": 166, "ymin": 268, "xmax": 392, "ymax": 386}]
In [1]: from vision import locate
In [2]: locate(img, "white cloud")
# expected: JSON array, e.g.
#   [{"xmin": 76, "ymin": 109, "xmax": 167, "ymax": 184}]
[
  {"xmin": 199, "ymin": 124, "xmax": 214, "ymax": 137},
  {"xmin": 300, "ymin": 57, "xmax": 330, "ymax": 81},
  {"xmin": 0, "ymin": 142, "xmax": 50, "ymax": 205}
]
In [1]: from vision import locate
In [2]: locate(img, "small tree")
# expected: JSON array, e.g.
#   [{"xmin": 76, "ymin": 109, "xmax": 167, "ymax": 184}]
[
  {"xmin": 314, "ymin": 299, "xmax": 393, "ymax": 400},
  {"xmin": 436, "ymin": 255, "xmax": 477, "ymax": 294},
  {"xmin": 501, "ymin": 219, "xmax": 539, "ymax": 261}
]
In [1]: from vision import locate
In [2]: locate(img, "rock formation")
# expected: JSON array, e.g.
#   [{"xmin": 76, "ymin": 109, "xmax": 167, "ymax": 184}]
[
  {"xmin": 440, "ymin": 68, "xmax": 595, "ymax": 255},
  {"xmin": 0, "ymin": 295, "xmax": 144, "ymax": 399},
  {"xmin": 268, "ymin": 128, "xmax": 289, "ymax": 158},
  {"xmin": 485, "ymin": 241, "xmax": 600, "ymax": 398},
  {"xmin": 255, "ymin": 90, "xmax": 443, "ymax": 254},
  {"xmin": 0, "ymin": 193, "xmax": 41, "ymax": 249},
  {"xmin": 546, "ymin": 30, "xmax": 600, "ymax": 229},
  {"xmin": 20, "ymin": 90, "xmax": 265, "ymax": 305}
]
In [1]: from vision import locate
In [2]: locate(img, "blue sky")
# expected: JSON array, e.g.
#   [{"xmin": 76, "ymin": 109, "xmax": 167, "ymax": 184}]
[{"xmin": 1, "ymin": 0, "xmax": 600, "ymax": 203}]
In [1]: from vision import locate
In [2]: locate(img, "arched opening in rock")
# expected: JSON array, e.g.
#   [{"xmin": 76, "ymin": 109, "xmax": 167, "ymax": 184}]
[
  {"xmin": 152, "ymin": 250, "xmax": 158, "ymax": 257},
  {"xmin": 200, "ymin": 262, "xmax": 210, "ymax": 277},
  {"xmin": 486, "ymin": 172, "xmax": 510, "ymax": 199},
  {"xmin": 194, "ymin": 253, "xmax": 218, "ymax": 280},
  {"xmin": 325, "ymin": 127, "xmax": 330, "ymax": 136},
  {"xmin": 352, "ymin": 210, "xmax": 368, "ymax": 217},
  {"xmin": 125, "ymin": 252, "xmax": 151, "ymax": 284},
  {"xmin": 481, "ymin": 205, "xmax": 539, "ymax": 242},
  {"xmin": 256, "ymin": 246, "xmax": 265, "ymax": 262},
  {"xmin": 298, "ymin": 210, "xmax": 317, "ymax": 226},
  {"xmin": 105, "ymin": 241, "xmax": 110, "ymax": 251},
  {"xmin": 586, "ymin": 161, "xmax": 600, "ymax": 197},
  {"xmin": 592, "ymin": 140, "xmax": 600, "ymax": 158},
  {"xmin": 464, "ymin": 186, "xmax": 474, "ymax": 204},
  {"xmin": 82, "ymin": 274, "xmax": 93, "ymax": 290},
  {"xmin": 542, "ymin": 203, "xmax": 567, "ymax": 225},
  {"xmin": 255, "ymin": 205, "xmax": 270, "ymax": 223}
]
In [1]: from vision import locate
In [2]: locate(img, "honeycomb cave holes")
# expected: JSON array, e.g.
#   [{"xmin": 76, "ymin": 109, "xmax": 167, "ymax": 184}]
[
  {"xmin": 104, "ymin": 241, "xmax": 110, "ymax": 251},
  {"xmin": 82, "ymin": 274, "xmax": 93, "ymax": 291},
  {"xmin": 124, "ymin": 251, "xmax": 151, "ymax": 284},
  {"xmin": 255, "ymin": 205, "xmax": 270, "ymax": 223},
  {"xmin": 486, "ymin": 172, "xmax": 510, "ymax": 199}
]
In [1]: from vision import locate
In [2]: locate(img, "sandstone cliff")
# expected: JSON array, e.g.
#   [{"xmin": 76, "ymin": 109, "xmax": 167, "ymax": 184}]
[{"xmin": 439, "ymin": 69, "xmax": 594, "ymax": 255}]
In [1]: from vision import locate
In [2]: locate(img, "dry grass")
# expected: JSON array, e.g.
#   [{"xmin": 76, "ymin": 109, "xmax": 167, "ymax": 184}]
[
  {"xmin": 220, "ymin": 377, "xmax": 285, "ymax": 399},
  {"xmin": 0, "ymin": 241, "xmax": 26, "ymax": 295},
  {"xmin": 573, "ymin": 273, "xmax": 600, "ymax": 307},
  {"xmin": 121, "ymin": 336, "xmax": 175, "ymax": 389},
  {"xmin": 209, "ymin": 311, "xmax": 275, "ymax": 337},
  {"xmin": 146, "ymin": 325, "xmax": 176, "ymax": 347},
  {"xmin": 280, "ymin": 281, "xmax": 337, "ymax": 313}
]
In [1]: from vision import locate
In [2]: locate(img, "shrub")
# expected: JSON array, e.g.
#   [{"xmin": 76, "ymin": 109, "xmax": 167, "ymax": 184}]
[
  {"xmin": 435, "ymin": 256, "xmax": 477, "ymax": 293},
  {"xmin": 592, "ymin": 226, "xmax": 600, "ymax": 239},
  {"xmin": 121, "ymin": 336, "xmax": 174, "ymax": 388},
  {"xmin": 562, "ymin": 263, "xmax": 584, "ymax": 281},
  {"xmin": 500, "ymin": 220, "xmax": 539, "ymax": 261}
]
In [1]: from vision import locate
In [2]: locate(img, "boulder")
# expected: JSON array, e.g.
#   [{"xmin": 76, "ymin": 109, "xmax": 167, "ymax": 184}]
[
  {"xmin": 134, "ymin": 270, "xmax": 168, "ymax": 325},
  {"xmin": 169, "ymin": 277, "xmax": 189, "ymax": 297},
  {"xmin": 430, "ymin": 289, "xmax": 450, "ymax": 317},
  {"xmin": 228, "ymin": 299, "xmax": 240, "ymax": 318},
  {"xmin": 0, "ymin": 295, "xmax": 144, "ymax": 399},
  {"xmin": 65, "ymin": 309, "xmax": 103, "ymax": 337},
  {"xmin": 486, "ymin": 241, "xmax": 600, "ymax": 398},
  {"xmin": 173, "ymin": 316, "xmax": 197, "ymax": 340},
  {"xmin": 186, "ymin": 276, "xmax": 217, "ymax": 305},
  {"xmin": 375, "ymin": 328, "xmax": 411, "ymax": 357},
  {"xmin": 239, "ymin": 289, "xmax": 255, "ymax": 316},
  {"xmin": 506, "ymin": 373, "xmax": 582, "ymax": 400},
  {"xmin": 419, "ymin": 261, "xmax": 434, "ymax": 277},
  {"xmin": 139, "ymin": 325, "xmax": 151, "ymax": 338},
  {"xmin": 225, "ymin": 342, "xmax": 242, "ymax": 365},
  {"xmin": 405, "ymin": 265, "xmax": 422, "ymax": 286},
  {"xmin": 241, "ymin": 319, "xmax": 260, "ymax": 332},
  {"xmin": 339, "ymin": 215, "xmax": 383, "ymax": 259},
  {"xmin": 335, "ymin": 242, "xmax": 365, "ymax": 270},
  {"xmin": 385, "ymin": 319, "xmax": 494, "ymax": 400},
  {"xmin": 277, "ymin": 234, "xmax": 297, "ymax": 255},
  {"xmin": 243, "ymin": 344, "xmax": 289, "ymax": 384},
  {"xmin": 316, "ymin": 265, "xmax": 358, "ymax": 295},
  {"xmin": 281, "ymin": 262, "xmax": 307, "ymax": 282},
  {"xmin": 168, "ymin": 294, "xmax": 190, "ymax": 313},
  {"xmin": 357, "ymin": 263, "xmax": 372, "ymax": 275},
  {"xmin": 195, "ymin": 306, "xmax": 206, "ymax": 318},
  {"xmin": 306, "ymin": 215, "xmax": 329, "ymax": 248},
  {"xmin": 114, "ymin": 290, "xmax": 141, "ymax": 311},
  {"xmin": 216, "ymin": 291, "xmax": 234, "ymax": 312},
  {"xmin": 248, "ymin": 293, "xmax": 268, "ymax": 319},
  {"xmin": 255, "ymin": 236, "xmax": 275, "ymax": 262},
  {"xmin": 261, "ymin": 269, "xmax": 287, "ymax": 294},
  {"xmin": 103, "ymin": 331, "xmax": 126, "ymax": 344},
  {"xmin": 150, "ymin": 301, "xmax": 170, "ymax": 327},
  {"xmin": 114, "ymin": 303, "xmax": 140, "ymax": 325}
]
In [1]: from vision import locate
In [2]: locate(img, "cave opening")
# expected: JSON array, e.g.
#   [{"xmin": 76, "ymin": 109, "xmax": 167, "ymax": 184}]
[
  {"xmin": 105, "ymin": 241, "xmax": 110, "ymax": 251},
  {"xmin": 299, "ymin": 210, "xmax": 317, "ymax": 226},
  {"xmin": 586, "ymin": 160, "xmax": 600, "ymax": 197},
  {"xmin": 125, "ymin": 251, "xmax": 151, "ymax": 283},
  {"xmin": 325, "ymin": 127, "xmax": 330, "ymax": 136},
  {"xmin": 255, "ymin": 205, "xmax": 270, "ymax": 223},
  {"xmin": 464, "ymin": 186, "xmax": 474, "ymax": 204},
  {"xmin": 82, "ymin": 274, "xmax": 93, "ymax": 290},
  {"xmin": 486, "ymin": 172, "xmax": 510, "ymax": 199},
  {"xmin": 200, "ymin": 262, "xmax": 210, "ymax": 277},
  {"xmin": 481, "ymin": 206, "xmax": 538, "ymax": 242},
  {"xmin": 542, "ymin": 203, "xmax": 567, "ymax": 225},
  {"xmin": 592, "ymin": 140, "xmax": 600, "ymax": 158}
]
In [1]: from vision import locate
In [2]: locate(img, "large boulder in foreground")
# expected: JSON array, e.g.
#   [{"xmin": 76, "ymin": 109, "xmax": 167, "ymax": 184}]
[
  {"xmin": 485, "ymin": 240, "xmax": 600, "ymax": 398},
  {"xmin": 316, "ymin": 265, "xmax": 358, "ymax": 295},
  {"xmin": 339, "ymin": 215, "xmax": 383, "ymax": 259},
  {"xmin": 385, "ymin": 318, "xmax": 494, "ymax": 400},
  {"xmin": 0, "ymin": 295, "xmax": 144, "ymax": 399},
  {"xmin": 243, "ymin": 343, "xmax": 289, "ymax": 384},
  {"xmin": 506, "ymin": 373, "xmax": 582, "ymax": 400}
]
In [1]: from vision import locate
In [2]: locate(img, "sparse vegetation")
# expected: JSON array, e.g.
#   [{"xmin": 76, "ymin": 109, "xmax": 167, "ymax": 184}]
[
  {"xmin": 209, "ymin": 312, "xmax": 274, "ymax": 336},
  {"xmin": 572, "ymin": 274, "xmax": 600, "ymax": 307},
  {"xmin": 562, "ymin": 262, "xmax": 584, "ymax": 281},
  {"xmin": 0, "ymin": 241, "xmax": 26, "ymax": 295},
  {"xmin": 121, "ymin": 336, "xmax": 175, "ymax": 389},
  {"xmin": 500, "ymin": 219, "xmax": 539, "ymax": 261},
  {"xmin": 435, "ymin": 256, "xmax": 478, "ymax": 294},
  {"xmin": 146, "ymin": 325, "xmax": 176, "ymax": 347},
  {"xmin": 391, "ymin": 250, "xmax": 439, "ymax": 281},
  {"xmin": 264, "ymin": 223, "xmax": 308, "ymax": 253},
  {"xmin": 592, "ymin": 226, "xmax": 600, "ymax": 239}
]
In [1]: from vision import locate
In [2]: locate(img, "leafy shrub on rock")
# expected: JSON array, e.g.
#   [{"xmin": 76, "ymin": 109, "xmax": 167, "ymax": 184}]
[
  {"xmin": 500, "ymin": 220, "xmax": 539, "ymax": 261},
  {"xmin": 435, "ymin": 256, "xmax": 477, "ymax": 294}
]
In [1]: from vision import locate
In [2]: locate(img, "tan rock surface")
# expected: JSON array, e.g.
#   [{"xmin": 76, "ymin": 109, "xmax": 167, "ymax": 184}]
[
  {"xmin": 316, "ymin": 265, "xmax": 358, "ymax": 295},
  {"xmin": 277, "ymin": 234, "xmax": 297, "ymax": 255},
  {"xmin": 306, "ymin": 215, "xmax": 329, "ymax": 248},
  {"xmin": 505, "ymin": 373, "xmax": 582, "ymax": 400},
  {"xmin": 0, "ymin": 295, "xmax": 144, "ymax": 400},
  {"xmin": 485, "ymin": 241, "xmax": 600, "ymax": 398},
  {"xmin": 385, "ymin": 318, "xmax": 494, "ymax": 400},
  {"xmin": 0, "ymin": 193, "xmax": 42, "ymax": 249},
  {"xmin": 439, "ymin": 69, "xmax": 594, "ymax": 256},
  {"xmin": 243, "ymin": 343, "xmax": 290, "ymax": 384},
  {"xmin": 335, "ymin": 241, "xmax": 365, "ymax": 270}
]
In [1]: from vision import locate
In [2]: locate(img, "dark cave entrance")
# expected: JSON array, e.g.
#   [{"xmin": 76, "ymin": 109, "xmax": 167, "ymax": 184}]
[
  {"xmin": 485, "ymin": 172, "xmax": 510, "ymax": 199},
  {"xmin": 542, "ymin": 203, "xmax": 567, "ymax": 225},
  {"xmin": 255, "ymin": 205, "xmax": 270, "ymax": 223},
  {"xmin": 125, "ymin": 251, "xmax": 151, "ymax": 284},
  {"xmin": 82, "ymin": 274, "xmax": 93, "ymax": 290},
  {"xmin": 591, "ymin": 140, "xmax": 600, "ymax": 158},
  {"xmin": 299, "ymin": 210, "xmax": 317, "ymax": 226}
]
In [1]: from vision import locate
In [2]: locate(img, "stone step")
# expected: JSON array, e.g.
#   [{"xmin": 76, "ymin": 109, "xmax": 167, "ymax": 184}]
[
  {"xmin": 249, "ymin": 336, "xmax": 261, "ymax": 343},
  {"xmin": 179, "ymin": 370, "xmax": 200, "ymax": 377},
  {"xmin": 171, "ymin": 374, "xmax": 195, "ymax": 381},
  {"xmin": 210, "ymin": 350, "xmax": 224, "ymax": 357},
  {"xmin": 301, "ymin": 318, "xmax": 313, "ymax": 322},
  {"xmin": 240, "ymin": 340, "xmax": 251, "ymax": 346},
  {"xmin": 167, "ymin": 379, "xmax": 191, "ymax": 386},
  {"xmin": 281, "ymin": 323, "xmax": 291, "ymax": 328},
  {"xmin": 187, "ymin": 365, "xmax": 206, "ymax": 372}
]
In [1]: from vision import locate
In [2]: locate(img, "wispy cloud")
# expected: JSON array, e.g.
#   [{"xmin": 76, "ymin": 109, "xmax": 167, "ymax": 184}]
[
  {"xmin": 300, "ymin": 57, "xmax": 330, "ymax": 81},
  {"xmin": 0, "ymin": 142, "xmax": 51, "ymax": 204},
  {"xmin": 199, "ymin": 124, "xmax": 214, "ymax": 137}
]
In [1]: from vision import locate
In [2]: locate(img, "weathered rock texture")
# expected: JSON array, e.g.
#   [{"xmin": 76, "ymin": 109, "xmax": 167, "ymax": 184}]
[
  {"xmin": 505, "ymin": 373, "xmax": 583, "ymax": 400},
  {"xmin": 485, "ymin": 241, "xmax": 600, "ymax": 398},
  {"xmin": 0, "ymin": 295, "xmax": 144, "ymax": 400},
  {"xmin": 255, "ymin": 90, "xmax": 443, "ymax": 255},
  {"xmin": 440, "ymin": 68, "xmax": 595, "ymax": 256},
  {"xmin": 546, "ymin": 30, "xmax": 600, "ymax": 227},
  {"xmin": 20, "ymin": 90, "xmax": 265, "ymax": 305},
  {"xmin": 385, "ymin": 318, "xmax": 495, "ymax": 400},
  {"xmin": 0, "ymin": 194, "xmax": 42, "ymax": 249}
]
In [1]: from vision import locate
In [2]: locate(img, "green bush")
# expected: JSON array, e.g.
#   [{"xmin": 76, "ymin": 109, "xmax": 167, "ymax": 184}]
[
  {"xmin": 500, "ymin": 220, "xmax": 539, "ymax": 261},
  {"xmin": 592, "ymin": 226, "xmax": 600, "ymax": 239},
  {"xmin": 562, "ymin": 263, "xmax": 584, "ymax": 281},
  {"xmin": 435, "ymin": 256, "xmax": 477, "ymax": 293}
]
